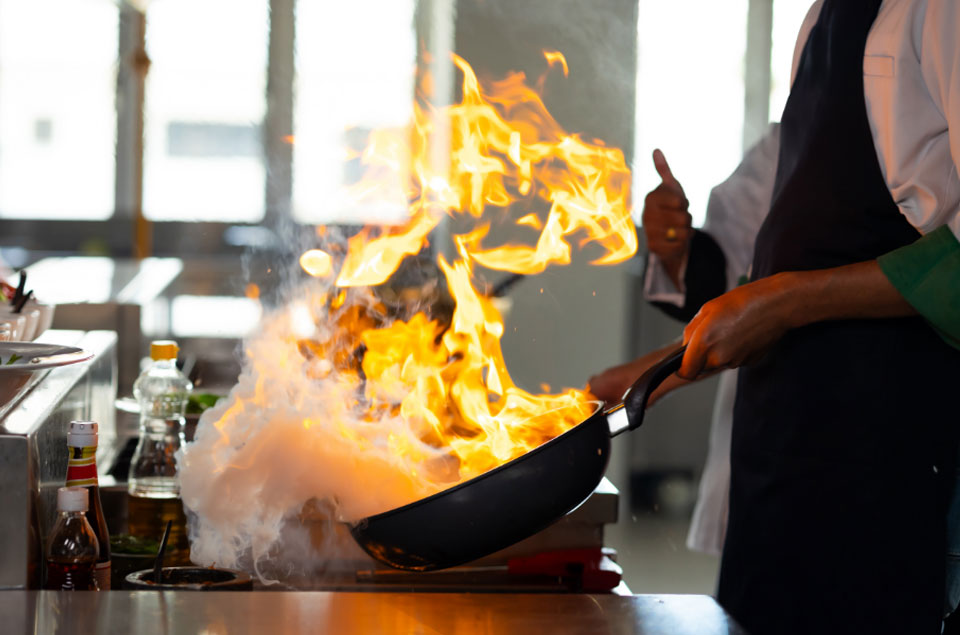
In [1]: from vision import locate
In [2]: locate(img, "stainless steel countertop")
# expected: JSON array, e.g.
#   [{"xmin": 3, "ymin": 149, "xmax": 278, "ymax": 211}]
[
  {"xmin": 1, "ymin": 591, "xmax": 746, "ymax": 634},
  {"xmin": 0, "ymin": 330, "xmax": 118, "ymax": 590}
]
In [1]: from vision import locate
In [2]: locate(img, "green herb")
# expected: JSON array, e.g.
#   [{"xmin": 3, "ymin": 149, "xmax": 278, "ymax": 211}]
[
  {"xmin": 5, "ymin": 353, "xmax": 22, "ymax": 365},
  {"xmin": 110, "ymin": 534, "xmax": 161, "ymax": 555},
  {"xmin": 186, "ymin": 393, "xmax": 222, "ymax": 415}
]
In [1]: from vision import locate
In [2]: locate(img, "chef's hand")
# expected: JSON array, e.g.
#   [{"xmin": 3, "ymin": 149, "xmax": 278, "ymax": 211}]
[
  {"xmin": 679, "ymin": 274, "xmax": 792, "ymax": 379},
  {"xmin": 642, "ymin": 149, "xmax": 693, "ymax": 289},
  {"xmin": 678, "ymin": 261, "xmax": 922, "ymax": 380},
  {"xmin": 588, "ymin": 342, "xmax": 690, "ymax": 406}
]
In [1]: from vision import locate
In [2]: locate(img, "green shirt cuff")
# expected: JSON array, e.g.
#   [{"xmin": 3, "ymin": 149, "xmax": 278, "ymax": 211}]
[{"xmin": 877, "ymin": 225, "xmax": 960, "ymax": 350}]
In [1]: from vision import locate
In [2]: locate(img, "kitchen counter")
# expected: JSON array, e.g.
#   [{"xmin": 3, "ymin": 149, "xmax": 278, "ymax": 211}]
[{"xmin": 0, "ymin": 591, "xmax": 746, "ymax": 634}]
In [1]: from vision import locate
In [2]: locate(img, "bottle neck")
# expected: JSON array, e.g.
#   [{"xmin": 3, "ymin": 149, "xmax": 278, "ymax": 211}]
[{"xmin": 66, "ymin": 445, "xmax": 99, "ymax": 488}]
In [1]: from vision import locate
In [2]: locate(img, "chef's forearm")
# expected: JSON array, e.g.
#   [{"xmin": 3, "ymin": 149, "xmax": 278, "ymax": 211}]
[
  {"xmin": 775, "ymin": 227, "xmax": 960, "ymax": 350},
  {"xmin": 679, "ymin": 260, "xmax": 917, "ymax": 378},
  {"xmin": 776, "ymin": 260, "xmax": 916, "ymax": 330}
]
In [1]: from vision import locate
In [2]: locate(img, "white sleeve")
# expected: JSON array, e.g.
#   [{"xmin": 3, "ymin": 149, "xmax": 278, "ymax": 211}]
[
  {"xmin": 643, "ymin": 124, "xmax": 781, "ymax": 305},
  {"xmin": 864, "ymin": 0, "xmax": 960, "ymax": 242},
  {"xmin": 702, "ymin": 124, "xmax": 780, "ymax": 289},
  {"xmin": 920, "ymin": 0, "xmax": 960, "ymax": 241},
  {"xmin": 643, "ymin": 254, "xmax": 687, "ymax": 306}
]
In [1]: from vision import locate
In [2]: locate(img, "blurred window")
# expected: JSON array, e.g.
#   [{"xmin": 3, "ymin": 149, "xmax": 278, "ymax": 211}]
[
  {"xmin": 168, "ymin": 295, "xmax": 261, "ymax": 338},
  {"xmin": 0, "ymin": 0, "xmax": 118, "ymax": 219},
  {"xmin": 142, "ymin": 0, "xmax": 269, "ymax": 222},
  {"xmin": 634, "ymin": 0, "xmax": 749, "ymax": 227},
  {"xmin": 0, "ymin": 0, "xmax": 804, "ymax": 233},
  {"xmin": 292, "ymin": 0, "xmax": 417, "ymax": 225},
  {"xmin": 635, "ymin": 0, "xmax": 813, "ymax": 227},
  {"xmin": 26, "ymin": 257, "xmax": 117, "ymax": 304},
  {"xmin": 770, "ymin": 0, "xmax": 813, "ymax": 122}
]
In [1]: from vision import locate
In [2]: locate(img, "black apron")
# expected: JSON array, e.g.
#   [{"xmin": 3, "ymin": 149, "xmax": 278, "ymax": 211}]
[{"xmin": 718, "ymin": 1, "xmax": 960, "ymax": 634}]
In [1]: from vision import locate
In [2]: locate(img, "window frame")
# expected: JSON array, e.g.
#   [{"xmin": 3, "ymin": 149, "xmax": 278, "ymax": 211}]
[
  {"xmin": 0, "ymin": 0, "xmax": 780, "ymax": 262},
  {"xmin": 0, "ymin": 0, "xmax": 296, "ymax": 263}
]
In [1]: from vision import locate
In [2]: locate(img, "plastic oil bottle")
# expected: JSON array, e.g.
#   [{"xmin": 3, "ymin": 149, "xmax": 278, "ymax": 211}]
[{"xmin": 127, "ymin": 340, "xmax": 193, "ymax": 564}]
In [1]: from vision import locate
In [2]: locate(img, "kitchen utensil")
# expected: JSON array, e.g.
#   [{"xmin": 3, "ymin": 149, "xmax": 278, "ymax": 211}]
[
  {"xmin": 0, "ymin": 343, "xmax": 93, "ymax": 371},
  {"xmin": 371, "ymin": 259, "xmax": 524, "ymax": 330},
  {"xmin": 0, "ymin": 343, "xmax": 95, "ymax": 412},
  {"xmin": 12, "ymin": 290, "xmax": 33, "ymax": 314},
  {"xmin": 153, "ymin": 520, "xmax": 172, "ymax": 583},
  {"xmin": 487, "ymin": 273, "xmax": 525, "ymax": 298},
  {"xmin": 28, "ymin": 350, "xmax": 93, "ymax": 366},
  {"xmin": 124, "ymin": 567, "xmax": 253, "ymax": 591},
  {"xmin": 349, "ymin": 345, "xmax": 686, "ymax": 571},
  {"xmin": 10, "ymin": 271, "xmax": 26, "ymax": 307}
]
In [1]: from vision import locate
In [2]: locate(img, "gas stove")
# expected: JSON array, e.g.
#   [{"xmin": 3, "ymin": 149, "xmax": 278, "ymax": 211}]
[{"xmin": 269, "ymin": 478, "xmax": 625, "ymax": 594}]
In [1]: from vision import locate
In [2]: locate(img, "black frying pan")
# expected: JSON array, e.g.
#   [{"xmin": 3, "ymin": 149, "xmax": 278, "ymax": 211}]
[{"xmin": 349, "ymin": 345, "xmax": 687, "ymax": 571}]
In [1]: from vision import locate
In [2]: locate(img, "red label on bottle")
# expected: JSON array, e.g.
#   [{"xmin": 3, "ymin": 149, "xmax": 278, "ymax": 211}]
[{"xmin": 66, "ymin": 446, "xmax": 99, "ymax": 487}]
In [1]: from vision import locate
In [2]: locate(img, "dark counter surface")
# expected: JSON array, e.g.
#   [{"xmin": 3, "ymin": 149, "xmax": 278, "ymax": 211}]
[{"xmin": 0, "ymin": 591, "xmax": 746, "ymax": 634}]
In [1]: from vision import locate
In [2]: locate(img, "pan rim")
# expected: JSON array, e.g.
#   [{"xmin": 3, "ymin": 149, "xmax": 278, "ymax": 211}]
[{"xmin": 349, "ymin": 399, "xmax": 605, "ymax": 528}]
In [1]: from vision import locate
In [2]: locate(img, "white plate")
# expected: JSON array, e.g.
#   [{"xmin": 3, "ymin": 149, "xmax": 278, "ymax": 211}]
[
  {"xmin": 0, "ymin": 342, "xmax": 93, "ymax": 414},
  {"xmin": 0, "ymin": 342, "xmax": 93, "ymax": 371}
]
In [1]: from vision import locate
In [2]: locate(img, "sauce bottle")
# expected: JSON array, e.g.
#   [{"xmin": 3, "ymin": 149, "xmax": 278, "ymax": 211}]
[
  {"xmin": 45, "ymin": 487, "xmax": 100, "ymax": 591},
  {"xmin": 66, "ymin": 421, "xmax": 112, "ymax": 589}
]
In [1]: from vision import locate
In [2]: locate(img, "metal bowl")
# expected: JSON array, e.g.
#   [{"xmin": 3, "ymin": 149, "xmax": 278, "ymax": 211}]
[{"xmin": 124, "ymin": 566, "xmax": 252, "ymax": 591}]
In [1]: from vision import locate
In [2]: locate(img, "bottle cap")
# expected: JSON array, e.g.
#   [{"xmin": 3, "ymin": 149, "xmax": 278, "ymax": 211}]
[
  {"xmin": 150, "ymin": 340, "xmax": 179, "ymax": 361},
  {"xmin": 57, "ymin": 487, "xmax": 89, "ymax": 513},
  {"xmin": 67, "ymin": 421, "xmax": 99, "ymax": 448}
]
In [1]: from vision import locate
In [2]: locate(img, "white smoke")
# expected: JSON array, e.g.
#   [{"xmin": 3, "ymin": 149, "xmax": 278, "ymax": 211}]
[{"xmin": 177, "ymin": 284, "xmax": 454, "ymax": 583}]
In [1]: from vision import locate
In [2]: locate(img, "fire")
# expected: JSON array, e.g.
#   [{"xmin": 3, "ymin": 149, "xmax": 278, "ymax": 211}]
[
  {"xmin": 179, "ymin": 50, "xmax": 635, "ymax": 573},
  {"xmin": 299, "ymin": 249, "xmax": 333, "ymax": 278},
  {"xmin": 333, "ymin": 49, "xmax": 635, "ymax": 286},
  {"xmin": 543, "ymin": 50, "xmax": 570, "ymax": 77},
  {"xmin": 305, "ymin": 49, "xmax": 634, "ymax": 485}
]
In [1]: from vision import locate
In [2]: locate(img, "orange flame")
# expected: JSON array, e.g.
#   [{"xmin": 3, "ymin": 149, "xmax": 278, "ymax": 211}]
[
  {"xmin": 329, "ymin": 52, "xmax": 635, "ymax": 287},
  {"xmin": 223, "ymin": 51, "xmax": 634, "ymax": 514},
  {"xmin": 543, "ymin": 50, "xmax": 569, "ymax": 77},
  {"xmin": 300, "ymin": 249, "xmax": 333, "ymax": 278}
]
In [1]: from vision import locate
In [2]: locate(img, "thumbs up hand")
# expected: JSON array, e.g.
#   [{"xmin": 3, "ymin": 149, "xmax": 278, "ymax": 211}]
[{"xmin": 642, "ymin": 149, "xmax": 693, "ymax": 289}]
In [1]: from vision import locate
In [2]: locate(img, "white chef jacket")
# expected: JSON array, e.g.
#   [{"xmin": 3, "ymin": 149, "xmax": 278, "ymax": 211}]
[{"xmin": 643, "ymin": 0, "xmax": 960, "ymax": 556}]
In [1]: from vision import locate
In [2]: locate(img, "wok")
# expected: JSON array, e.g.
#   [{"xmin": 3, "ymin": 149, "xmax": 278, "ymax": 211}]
[{"xmin": 349, "ymin": 345, "xmax": 687, "ymax": 571}]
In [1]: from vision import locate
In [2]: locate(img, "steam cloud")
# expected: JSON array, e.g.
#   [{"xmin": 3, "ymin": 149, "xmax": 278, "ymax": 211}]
[{"xmin": 177, "ymin": 283, "xmax": 457, "ymax": 583}]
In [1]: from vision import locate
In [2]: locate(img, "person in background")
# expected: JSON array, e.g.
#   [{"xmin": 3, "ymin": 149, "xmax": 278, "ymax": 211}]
[
  {"xmin": 589, "ymin": 129, "xmax": 776, "ymax": 556},
  {"xmin": 593, "ymin": 1, "xmax": 960, "ymax": 632}
]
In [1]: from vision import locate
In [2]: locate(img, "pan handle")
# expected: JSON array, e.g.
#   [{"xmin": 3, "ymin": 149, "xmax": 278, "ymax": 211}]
[{"xmin": 605, "ymin": 345, "xmax": 686, "ymax": 437}]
